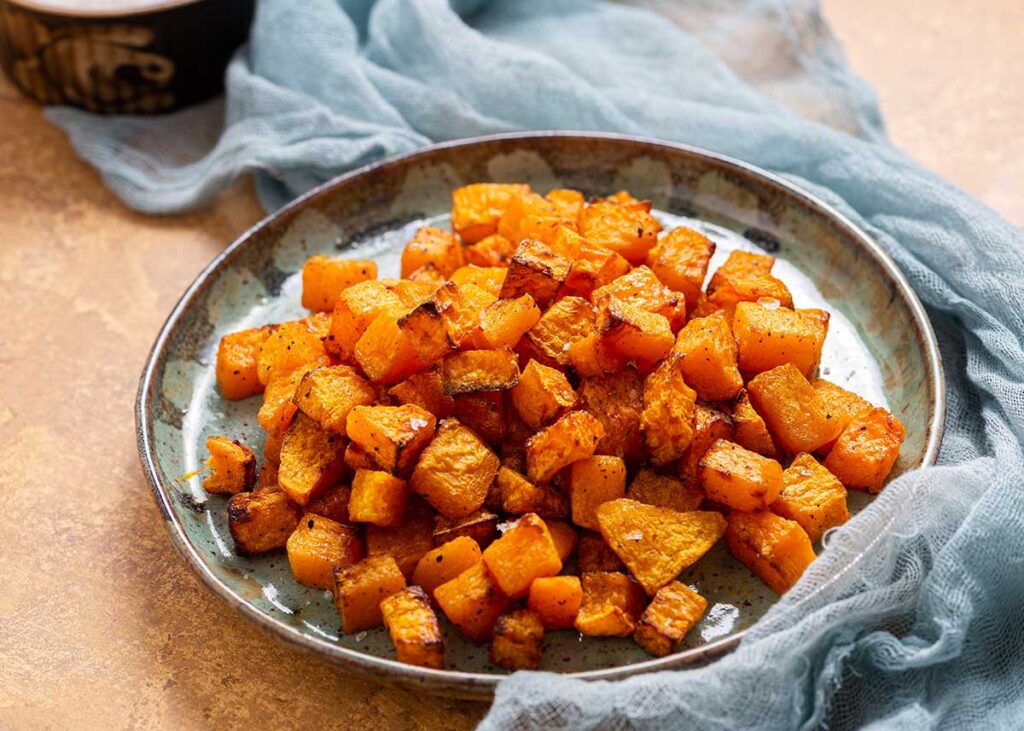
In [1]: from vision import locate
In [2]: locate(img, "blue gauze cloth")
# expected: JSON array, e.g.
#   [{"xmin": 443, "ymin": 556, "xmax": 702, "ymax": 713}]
[{"xmin": 48, "ymin": 1, "xmax": 1024, "ymax": 728}]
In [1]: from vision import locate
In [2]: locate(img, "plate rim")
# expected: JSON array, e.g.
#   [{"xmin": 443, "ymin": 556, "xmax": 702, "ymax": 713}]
[{"xmin": 135, "ymin": 131, "xmax": 946, "ymax": 699}]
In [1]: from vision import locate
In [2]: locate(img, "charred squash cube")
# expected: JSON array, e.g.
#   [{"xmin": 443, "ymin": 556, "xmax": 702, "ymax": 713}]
[
  {"xmin": 525, "ymin": 410, "xmax": 605, "ymax": 484},
  {"xmin": 397, "ymin": 298, "xmax": 454, "ymax": 366},
  {"xmin": 301, "ymin": 256, "xmax": 377, "ymax": 312},
  {"xmin": 576, "ymin": 531, "xmax": 626, "ymax": 573},
  {"xmin": 452, "ymin": 183, "xmax": 531, "ymax": 243},
  {"xmin": 432, "ymin": 509, "xmax": 500, "ymax": 548},
  {"xmin": 498, "ymin": 466, "xmax": 569, "ymax": 518},
  {"xmin": 578, "ymin": 369, "xmax": 645, "ymax": 459},
  {"xmin": 510, "ymin": 359, "xmax": 576, "ymax": 430},
  {"xmin": 433, "ymin": 281, "xmax": 498, "ymax": 347},
  {"xmin": 293, "ymin": 365, "xmax": 377, "ymax": 436},
  {"xmin": 328, "ymin": 279, "xmax": 404, "ymax": 360},
  {"xmin": 641, "ymin": 357, "xmax": 697, "ymax": 466},
  {"xmin": 227, "ymin": 487, "xmax": 302, "ymax": 555},
  {"xmin": 772, "ymin": 453, "xmax": 850, "ymax": 542},
  {"xmin": 597, "ymin": 296, "xmax": 674, "ymax": 371},
  {"xmin": 645, "ymin": 227, "xmax": 716, "ymax": 316},
  {"xmin": 216, "ymin": 325, "xmax": 272, "ymax": 400},
  {"xmin": 345, "ymin": 404, "xmax": 437, "ymax": 475},
  {"xmin": 490, "ymin": 609, "xmax": 545, "ymax": 671},
  {"xmin": 671, "ymin": 312, "xmax": 744, "ymax": 402},
  {"xmin": 732, "ymin": 388, "xmax": 778, "ymax": 458},
  {"xmin": 287, "ymin": 514, "xmax": 364, "ymax": 589},
  {"xmin": 634, "ymin": 581, "xmax": 707, "ymax": 657},
  {"xmin": 627, "ymin": 469, "xmax": 703, "ymax": 513},
  {"xmin": 499, "ymin": 238, "xmax": 572, "ymax": 308},
  {"xmin": 365, "ymin": 498, "xmax": 435, "ymax": 579},
  {"xmin": 257, "ymin": 368, "xmax": 304, "ymax": 438},
  {"xmin": 747, "ymin": 363, "xmax": 843, "ymax": 454},
  {"xmin": 471, "ymin": 294, "xmax": 542, "ymax": 349},
  {"xmin": 465, "ymin": 233, "xmax": 516, "ymax": 267},
  {"xmin": 442, "ymin": 348, "xmax": 521, "ymax": 395},
  {"xmin": 679, "ymin": 404, "xmax": 735, "ymax": 484},
  {"xmin": 592, "ymin": 266, "xmax": 686, "ymax": 331},
  {"xmin": 823, "ymin": 407, "xmax": 905, "ymax": 493},
  {"xmin": 699, "ymin": 439, "xmax": 784, "ymax": 512},
  {"xmin": 380, "ymin": 586, "xmax": 445, "ymax": 669},
  {"xmin": 354, "ymin": 306, "xmax": 427, "ymax": 385},
  {"xmin": 726, "ymin": 510, "xmax": 816, "ymax": 594},
  {"xmin": 410, "ymin": 418, "xmax": 500, "ymax": 518},
  {"xmin": 401, "ymin": 226, "xmax": 464, "ymax": 279},
  {"xmin": 561, "ymin": 238, "xmax": 632, "ymax": 300},
  {"xmin": 569, "ymin": 455, "xmax": 627, "ymax": 531},
  {"xmin": 574, "ymin": 571, "xmax": 646, "ymax": 637},
  {"xmin": 733, "ymin": 301, "xmax": 829, "ymax": 378},
  {"xmin": 202, "ymin": 436, "xmax": 256, "ymax": 495},
  {"xmin": 333, "ymin": 554, "xmax": 407, "ymax": 633},
  {"xmin": 525, "ymin": 295, "xmax": 596, "ymax": 366},
  {"xmin": 528, "ymin": 575, "xmax": 583, "ymax": 630},
  {"xmin": 410, "ymin": 535, "xmax": 483, "ymax": 598},
  {"xmin": 482, "ymin": 514, "xmax": 563, "ymax": 599},
  {"xmin": 348, "ymin": 469, "xmax": 410, "ymax": 527},
  {"xmin": 434, "ymin": 561, "xmax": 509, "ymax": 643},
  {"xmin": 451, "ymin": 391, "xmax": 507, "ymax": 446},
  {"xmin": 305, "ymin": 483, "xmax": 352, "ymax": 524},
  {"xmin": 388, "ymin": 366, "xmax": 455, "ymax": 420},
  {"xmin": 278, "ymin": 413, "xmax": 347, "ymax": 506}
]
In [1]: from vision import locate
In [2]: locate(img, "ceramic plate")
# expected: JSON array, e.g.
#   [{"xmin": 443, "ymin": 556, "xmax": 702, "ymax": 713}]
[{"xmin": 136, "ymin": 133, "xmax": 944, "ymax": 699}]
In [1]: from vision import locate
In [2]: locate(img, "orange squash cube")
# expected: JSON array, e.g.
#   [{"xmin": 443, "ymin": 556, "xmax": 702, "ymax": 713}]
[
  {"xmin": 634, "ymin": 581, "xmax": 707, "ymax": 657},
  {"xmin": 348, "ymin": 469, "xmax": 409, "ymax": 527},
  {"xmin": 510, "ymin": 360, "xmax": 576, "ymax": 430},
  {"xmin": 396, "ymin": 298, "xmax": 454, "ymax": 366},
  {"xmin": 401, "ymin": 226, "xmax": 464, "ymax": 278},
  {"xmin": 449, "ymin": 264, "xmax": 507, "ymax": 296},
  {"xmin": 452, "ymin": 183, "xmax": 532, "ymax": 243},
  {"xmin": 525, "ymin": 410, "xmax": 605, "ymax": 484},
  {"xmin": 772, "ymin": 452, "xmax": 849, "ymax": 542},
  {"xmin": 547, "ymin": 224, "xmax": 586, "ymax": 260},
  {"xmin": 545, "ymin": 520, "xmax": 578, "ymax": 563},
  {"xmin": 390, "ymin": 278, "xmax": 444, "ymax": 308},
  {"xmin": 287, "ymin": 514, "xmax": 364, "ymax": 589},
  {"xmin": 482, "ymin": 514, "xmax": 563, "ymax": 598},
  {"xmin": 256, "ymin": 320, "xmax": 330, "ymax": 386},
  {"xmin": 227, "ymin": 487, "xmax": 302, "ymax": 555},
  {"xmin": 592, "ymin": 266, "xmax": 686, "ymax": 331},
  {"xmin": 305, "ymin": 483, "xmax": 352, "ymax": 524},
  {"xmin": 699, "ymin": 439, "xmax": 784, "ymax": 512},
  {"xmin": 627, "ymin": 469, "xmax": 703, "ymax": 513},
  {"xmin": 301, "ymin": 256, "xmax": 377, "ymax": 312},
  {"xmin": 278, "ymin": 413, "xmax": 347, "ymax": 506},
  {"xmin": 498, "ymin": 191, "xmax": 578, "ymax": 247},
  {"xmin": 434, "ymin": 561, "xmax": 509, "ymax": 643},
  {"xmin": 597, "ymin": 297, "xmax": 674, "ymax": 371},
  {"xmin": 451, "ymin": 391, "xmax": 507, "ymax": 446},
  {"xmin": 442, "ymin": 348, "xmax": 520, "ymax": 395},
  {"xmin": 365, "ymin": 499, "xmax": 435, "ymax": 578},
  {"xmin": 671, "ymin": 312, "xmax": 744, "ymax": 402},
  {"xmin": 499, "ymin": 238, "xmax": 572, "ymax": 308},
  {"xmin": 733, "ymin": 302, "xmax": 829, "ymax": 378},
  {"xmin": 679, "ymin": 404, "xmax": 735, "ymax": 484},
  {"xmin": 812, "ymin": 378, "xmax": 873, "ymax": 453},
  {"xmin": 526, "ymin": 295, "xmax": 596, "ymax": 366},
  {"xmin": 293, "ymin": 365, "xmax": 377, "ymax": 436},
  {"xmin": 578, "ymin": 369, "xmax": 645, "ymax": 459},
  {"xmin": 732, "ymin": 388, "xmax": 778, "ymax": 458},
  {"xmin": 561, "ymin": 239, "xmax": 632, "ymax": 300},
  {"xmin": 263, "ymin": 430, "xmax": 284, "ymax": 464},
  {"xmin": 528, "ymin": 575, "xmax": 583, "ymax": 630},
  {"xmin": 707, "ymin": 250, "xmax": 793, "ymax": 312},
  {"xmin": 491, "ymin": 609, "xmax": 545, "ymax": 670},
  {"xmin": 380, "ymin": 586, "xmax": 445, "ymax": 669},
  {"xmin": 345, "ymin": 404, "xmax": 436, "ymax": 475},
  {"xmin": 710, "ymin": 249, "xmax": 773, "ymax": 286},
  {"xmin": 327, "ymin": 280, "xmax": 403, "ymax": 360},
  {"xmin": 577, "ymin": 532, "xmax": 626, "ymax": 573},
  {"xmin": 579, "ymin": 199, "xmax": 662, "ymax": 264},
  {"xmin": 432, "ymin": 509, "xmax": 499, "ymax": 548},
  {"xmin": 641, "ymin": 357, "xmax": 697, "ymax": 466},
  {"xmin": 464, "ymin": 233, "xmax": 516, "ymax": 267},
  {"xmin": 334, "ymin": 554, "xmax": 407, "ymax": 633},
  {"xmin": 354, "ymin": 306, "xmax": 427, "ymax": 385},
  {"xmin": 216, "ymin": 325, "xmax": 273, "ymax": 400},
  {"xmin": 546, "ymin": 188, "xmax": 586, "ymax": 223},
  {"xmin": 747, "ymin": 363, "xmax": 843, "ymax": 454},
  {"xmin": 471, "ymin": 294, "xmax": 542, "ymax": 349},
  {"xmin": 498, "ymin": 466, "xmax": 569, "ymax": 518},
  {"xmin": 257, "ymin": 367, "xmax": 305, "ymax": 438},
  {"xmin": 410, "ymin": 418, "xmax": 500, "ymax": 518},
  {"xmin": 433, "ymin": 281, "xmax": 498, "ymax": 347},
  {"xmin": 411, "ymin": 535, "xmax": 483, "ymax": 598},
  {"xmin": 387, "ymin": 366, "xmax": 455, "ymax": 420},
  {"xmin": 257, "ymin": 460, "xmax": 279, "ymax": 489},
  {"xmin": 202, "ymin": 436, "xmax": 256, "ymax": 495},
  {"xmin": 566, "ymin": 331, "xmax": 624, "ymax": 378},
  {"xmin": 726, "ymin": 510, "xmax": 816, "ymax": 594},
  {"xmin": 645, "ymin": 227, "xmax": 716, "ymax": 315},
  {"xmin": 569, "ymin": 455, "xmax": 627, "ymax": 530},
  {"xmin": 574, "ymin": 571, "xmax": 646, "ymax": 637},
  {"xmin": 824, "ymin": 407, "xmax": 905, "ymax": 492}
]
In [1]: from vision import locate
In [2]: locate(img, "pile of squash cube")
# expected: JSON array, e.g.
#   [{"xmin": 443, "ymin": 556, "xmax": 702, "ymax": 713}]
[{"xmin": 202, "ymin": 183, "xmax": 906, "ymax": 670}]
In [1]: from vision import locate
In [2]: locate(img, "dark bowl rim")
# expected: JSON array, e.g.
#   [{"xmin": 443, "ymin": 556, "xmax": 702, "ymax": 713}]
[{"xmin": 135, "ymin": 131, "xmax": 945, "ymax": 699}]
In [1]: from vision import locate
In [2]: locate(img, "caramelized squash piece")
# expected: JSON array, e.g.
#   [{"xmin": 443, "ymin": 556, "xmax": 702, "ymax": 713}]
[
  {"xmin": 305, "ymin": 483, "xmax": 352, "ymax": 524},
  {"xmin": 287, "ymin": 514, "xmax": 364, "ymax": 589},
  {"xmin": 679, "ymin": 404, "xmax": 735, "ymax": 484},
  {"xmin": 645, "ymin": 227, "xmax": 716, "ymax": 316},
  {"xmin": 432, "ymin": 509, "xmax": 499, "ymax": 548},
  {"xmin": 525, "ymin": 410, "xmax": 605, "ymax": 484},
  {"xmin": 410, "ymin": 418, "xmax": 500, "ymax": 518},
  {"xmin": 216, "ymin": 325, "xmax": 272, "ymax": 400},
  {"xmin": 699, "ymin": 439, "xmax": 783, "ymax": 512},
  {"xmin": 256, "ymin": 320, "xmax": 330, "ymax": 386},
  {"xmin": 491, "ymin": 609, "xmax": 545, "ymax": 671},
  {"xmin": 349, "ymin": 469, "xmax": 410, "ymax": 527},
  {"xmin": 510, "ymin": 360, "xmax": 576, "ymax": 430},
  {"xmin": 354, "ymin": 306, "xmax": 426, "ymax": 385},
  {"xmin": 634, "ymin": 581, "xmax": 707, "ymax": 657},
  {"xmin": 545, "ymin": 520, "xmax": 578, "ymax": 563},
  {"xmin": 397, "ymin": 298, "xmax": 454, "ymax": 366},
  {"xmin": 202, "ymin": 436, "xmax": 256, "ymax": 495},
  {"xmin": 733, "ymin": 302, "xmax": 829, "ymax": 378},
  {"xmin": 627, "ymin": 469, "xmax": 703, "ymax": 513},
  {"xmin": 482, "ymin": 513, "xmax": 563, "ymax": 599},
  {"xmin": 387, "ymin": 366, "xmax": 455, "ymax": 420},
  {"xmin": 526, "ymin": 295, "xmax": 596, "ymax": 366},
  {"xmin": 726, "ymin": 510, "xmax": 815, "ymax": 594},
  {"xmin": 452, "ymin": 183, "xmax": 531, "ymax": 243},
  {"xmin": 327, "ymin": 279, "xmax": 403, "ymax": 360},
  {"xmin": 471, "ymin": 294, "xmax": 542, "ymax": 349},
  {"xmin": 561, "ymin": 237, "xmax": 632, "ymax": 300},
  {"xmin": 577, "ymin": 532, "xmax": 626, "ymax": 573},
  {"xmin": 732, "ymin": 388, "xmax": 778, "ymax": 458},
  {"xmin": 498, "ymin": 466, "xmax": 569, "ymax": 518},
  {"xmin": 579, "ymin": 199, "xmax": 662, "ymax": 265},
  {"xmin": 528, "ymin": 575, "xmax": 583, "ymax": 630},
  {"xmin": 451, "ymin": 391, "xmax": 507, "ymax": 446},
  {"xmin": 442, "ymin": 348, "xmax": 520, "ymax": 395},
  {"xmin": 671, "ymin": 312, "xmax": 744, "ymax": 402},
  {"xmin": 434, "ymin": 561, "xmax": 509, "ymax": 643},
  {"xmin": 301, "ymin": 256, "xmax": 377, "ymax": 312},
  {"xmin": 278, "ymin": 413, "xmax": 346, "ymax": 506},
  {"xmin": 641, "ymin": 357, "xmax": 697, "ymax": 466},
  {"xmin": 707, "ymin": 250, "xmax": 793, "ymax": 313},
  {"xmin": 569, "ymin": 455, "xmax": 627, "ymax": 531},
  {"xmin": 293, "ymin": 365, "xmax": 377, "ymax": 436},
  {"xmin": 227, "ymin": 487, "xmax": 302, "ymax": 555},
  {"xmin": 597, "ymin": 296, "xmax": 674, "ymax": 371},
  {"xmin": 257, "ymin": 368, "xmax": 305, "ymax": 438},
  {"xmin": 345, "ymin": 404, "xmax": 437, "ymax": 475},
  {"xmin": 434, "ymin": 281, "xmax": 498, "ymax": 348},
  {"xmin": 381, "ymin": 586, "xmax": 445, "ymax": 669},
  {"xmin": 401, "ymin": 226, "xmax": 464, "ymax": 279},
  {"xmin": 824, "ymin": 407, "xmax": 905, "ymax": 493},
  {"xmin": 812, "ymin": 378, "xmax": 873, "ymax": 454},
  {"xmin": 574, "ymin": 571, "xmax": 646, "ymax": 637},
  {"xmin": 593, "ymin": 266, "xmax": 685, "ymax": 331},
  {"xmin": 499, "ymin": 238, "xmax": 572, "ymax": 308},
  {"xmin": 449, "ymin": 264, "xmax": 508, "ymax": 297},
  {"xmin": 365, "ymin": 499, "xmax": 435, "ymax": 579},
  {"xmin": 464, "ymin": 233, "xmax": 516, "ymax": 267},
  {"xmin": 498, "ymin": 191, "xmax": 578, "ymax": 247},
  {"xmin": 772, "ymin": 453, "xmax": 849, "ymax": 542},
  {"xmin": 747, "ymin": 363, "xmax": 843, "ymax": 454},
  {"xmin": 411, "ymin": 535, "xmax": 483, "ymax": 598},
  {"xmin": 334, "ymin": 554, "xmax": 407, "ymax": 633},
  {"xmin": 578, "ymin": 369, "xmax": 645, "ymax": 459}
]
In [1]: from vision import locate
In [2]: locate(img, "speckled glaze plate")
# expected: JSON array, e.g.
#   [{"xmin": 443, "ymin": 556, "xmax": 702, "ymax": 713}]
[{"xmin": 136, "ymin": 133, "xmax": 944, "ymax": 699}]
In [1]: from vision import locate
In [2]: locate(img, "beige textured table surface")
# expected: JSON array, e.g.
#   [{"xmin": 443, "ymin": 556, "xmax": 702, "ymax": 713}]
[{"xmin": 1, "ymin": 3, "xmax": 1020, "ymax": 729}]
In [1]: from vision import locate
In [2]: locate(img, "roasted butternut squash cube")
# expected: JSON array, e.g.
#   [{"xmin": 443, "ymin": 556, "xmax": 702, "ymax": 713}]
[
  {"xmin": 566, "ymin": 331, "xmax": 623, "ymax": 378},
  {"xmin": 707, "ymin": 250, "xmax": 793, "ymax": 312},
  {"xmin": 747, "ymin": 363, "xmax": 843, "ymax": 454},
  {"xmin": 343, "ymin": 441, "xmax": 375, "ymax": 472},
  {"xmin": 526, "ymin": 295, "xmax": 596, "ymax": 366},
  {"xmin": 499, "ymin": 238, "xmax": 572, "ymax": 308},
  {"xmin": 824, "ymin": 407, "xmax": 905, "ymax": 493},
  {"xmin": 733, "ymin": 302, "xmax": 829, "ymax": 378},
  {"xmin": 579, "ymin": 199, "xmax": 662, "ymax": 264},
  {"xmin": 293, "ymin": 365, "xmax": 377, "ymax": 436},
  {"xmin": 216, "ymin": 325, "xmax": 272, "ymax": 400},
  {"xmin": 348, "ymin": 470, "xmax": 409, "ymax": 527},
  {"xmin": 699, "ymin": 439, "xmax": 783, "ymax": 512},
  {"xmin": 710, "ymin": 249, "xmax": 774, "ymax": 286},
  {"xmin": 434, "ymin": 561, "xmax": 509, "ymax": 643},
  {"xmin": 278, "ymin": 413, "xmax": 347, "ymax": 506},
  {"xmin": 546, "ymin": 188, "xmax": 586, "ymax": 223},
  {"xmin": 263, "ymin": 430, "xmax": 284, "ymax": 464},
  {"xmin": 396, "ymin": 298, "xmax": 454, "ymax": 366},
  {"xmin": 641, "ymin": 358, "xmax": 697, "ymax": 466},
  {"xmin": 498, "ymin": 466, "xmax": 569, "ymax": 518},
  {"xmin": 545, "ymin": 520, "xmax": 578, "ymax": 563},
  {"xmin": 287, "ymin": 514, "xmax": 364, "ymax": 589},
  {"xmin": 256, "ymin": 320, "xmax": 330, "ymax": 386},
  {"xmin": 345, "ymin": 404, "xmax": 437, "ymax": 475},
  {"xmin": 597, "ymin": 499, "xmax": 727, "ymax": 595},
  {"xmin": 305, "ymin": 483, "xmax": 352, "ymax": 524},
  {"xmin": 410, "ymin": 418, "xmax": 500, "ymax": 518},
  {"xmin": 627, "ymin": 469, "xmax": 703, "ymax": 513},
  {"xmin": 354, "ymin": 306, "xmax": 427, "ymax": 385},
  {"xmin": 387, "ymin": 366, "xmax": 455, "ymax": 420},
  {"xmin": 334, "ymin": 554, "xmax": 407, "ymax": 633},
  {"xmin": 726, "ymin": 510, "xmax": 815, "ymax": 594},
  {"xmin": 812, "ymin": 379, "xmax": 873, "ymax": 454},
  {"xmin": 482, "ymin": 514, "xmax": 563, "ymax": 599},
  {"xmin": 451, "ymin": 391, "xmax": 507, "ymax": 446},
  {"xmin": 772, "ymin": 453, "xmax": 849, "ymax": 542},
  {"xmin": 732, "ymin": 389, "xmax": 778, "ymax": 458},
  {"xmin": 227, "ymin": 487, "xmax": 302, "ymax": 555},
  {"xmin": 449, "ymin": 264, "xmax": 508, "ymax": 297},
  {"xmin": 569, "ymin": 455, "xmax": 627, "ymax": 530},
  {"xmin": 257, "ymin": 368, "xmax": 305, "ymax": 438},
  {"xmin": 433, "ymin": 281, "xmax": 498, "ymax": 347},
  {"xmin": 577, "ymin": 531, "xmax": 626, "ymax": 572},
  {"xmin": 671, "ymin": 312, "xmax": 744, "ymax": 402},
  {"xmin": 574, "ymin": 571, "xmax": 646, "ymax": 637},
  {"xmin": 442, "ymin": 348, "xmax": 520, "ymax": 395},
  {"xmin": 411, "ymin": 535, "xmax": 483, "ymax": 598},
  {"xmin": 452, "ymin": 183, "xmax": 532, "ymax": 243},
  {"xmin": 528, "ymin": 575, "xmax": 583, "ymax": 630},
  {"xmin": 679, "ymin": 404, "xmax": 735, "ymax": 484},
  {"xmin": 578, "ymin": 369, "xmax": 645, "ymax": 459},
  {"xmin": 401, "ymin": 226, "xmax": 464, "ymax": 278},
  {"xmin": 634, "ymin": 581, "xmax": 707, "ymax": 657},
  {"xmin": 464, "ymin": 233, "xmax": 516, "ymax": 267},
  {"xmin": 365, "ymin": 499, "xmax": 435, "ymax": 578},
  {"xmin": 491, "ymin": 609, "xmax": 545, "ymax": 671},
  {"xmin": 390, "ymin": 277, "xmax": 444, "ymax": 308},
  {"xmin": 593, "ymin": 266, "xmax": 686, "ymax": 331},
  {"xmin": 202, "ymin": 436, "xmax": 256, "ymax": 495},
  {"xmin": 525, "ymin": 410, "xmax": 605, "ymax": 484},
  {"xmin": 301, "ymin": 256, "xmax": 377, "ymax": 312},
  {"xmin": 510, "ymin": 360, "xmax": 576, "ymax": 430},
  {"xmin": 470, "ymin": 294, "xmax": 542, "ymax": 349},
  {"xmin": 327, "ymin": 280, "xmax": 404, "ymax": 360},
  {"xmin": 258, "ymin": 460, "xmax": 279, "ymax": 489},
  {"xmin": 547, "ymin": 224, "xmax": 587, "ymax": 260},
  {"xmin": 645, "ymin": 227, "xmax": 716, "ymax": 316},
  {"xmin": 597, "ymin": 297, "xmax": 674, "ymax": 370},
  {"xmin": 380, "ymin": 586, "xmax": 445, "ymax": 668},
  {"xmin": 433, "ymin": 509, "xmax": 499, "ymax": 548},
  {"xmin": 498, "ymin": 191, "xmax": 578, "ymax": 247}
]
